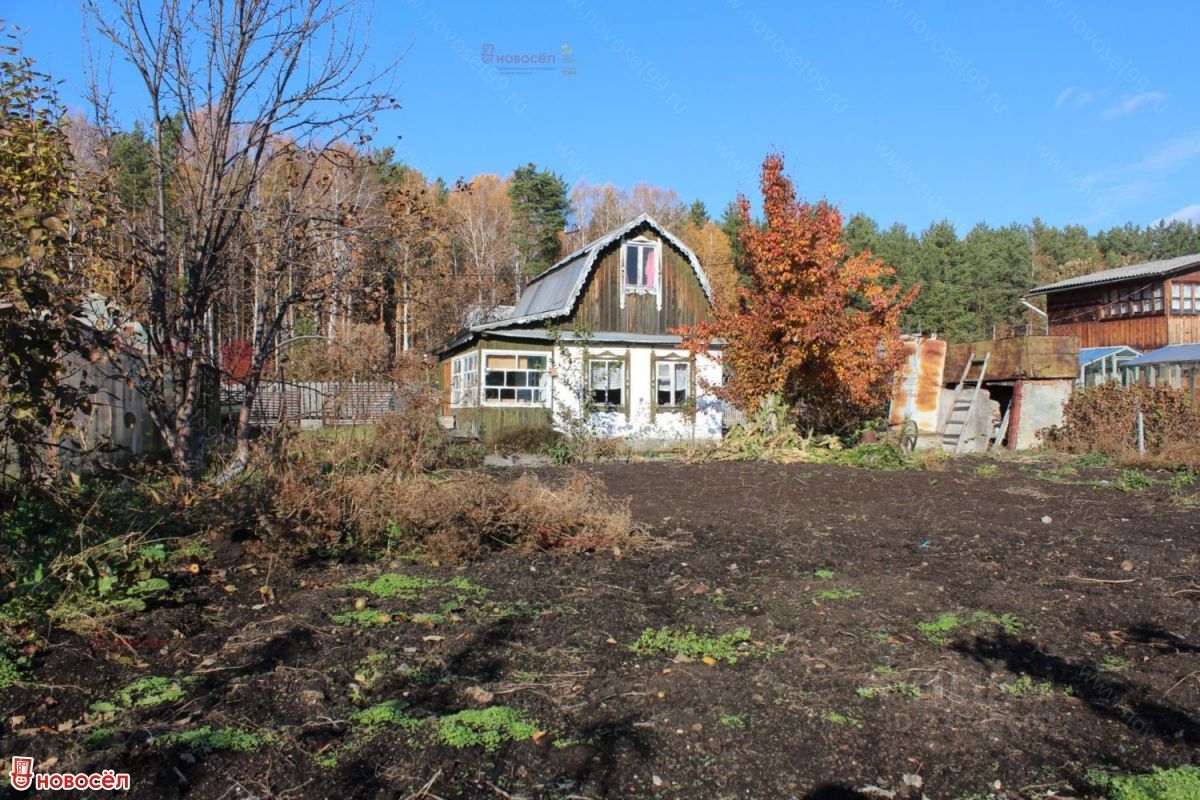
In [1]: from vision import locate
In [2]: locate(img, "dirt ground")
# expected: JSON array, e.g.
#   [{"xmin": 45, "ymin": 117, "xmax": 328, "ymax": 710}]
[{"xmin": 3, "ymin": 458, "xmax": 1199, "ymax": 799}]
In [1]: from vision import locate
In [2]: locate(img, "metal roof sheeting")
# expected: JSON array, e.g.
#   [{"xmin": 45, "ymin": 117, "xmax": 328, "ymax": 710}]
[
  {"xmin": 472, "ymin": 214, "xmax": 713, "ymax": 333},
  {"xmin": 1123, "ymin": 343, "xmax": 1200, "ymax": 367},
  {"xmin": 1078, "ymin": 345, "xmax": 1140, "ymax": 366},
  {"xmin": 1028, "ymin": 253, "xmax": 1200, "ymax": 296}
]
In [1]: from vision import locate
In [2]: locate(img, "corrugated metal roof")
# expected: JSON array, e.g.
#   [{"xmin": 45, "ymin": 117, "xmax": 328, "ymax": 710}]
[
  {"xmin": 1123, "ymin": 343, "xmax": 1200, "ymax": 366},
  {"xmin": 1079, "ymin": 345, "xmax": 1140, "ymax": 366},
  {"xmin": 472, "ymin": 214, "xmax": 713, "ymax": 333},
  {"xmin": 1028, "ymin": 253, "xmax": 1200, "ymax": 296}
]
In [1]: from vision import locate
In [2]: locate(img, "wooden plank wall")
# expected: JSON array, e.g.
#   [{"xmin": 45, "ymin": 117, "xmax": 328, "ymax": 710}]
[
  {"xmin": 570, "ymin": 230, "xmax": 714, "ymax": 334},
  {"xmin": 1048, "ymin": 317, "xmax": 1167, "ymax": 350}
]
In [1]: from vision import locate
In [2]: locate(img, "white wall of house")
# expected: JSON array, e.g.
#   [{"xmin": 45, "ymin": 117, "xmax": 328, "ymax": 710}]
[{"xmin": 552, "ymin": 345, "xmax": 723, "ymax": 443}]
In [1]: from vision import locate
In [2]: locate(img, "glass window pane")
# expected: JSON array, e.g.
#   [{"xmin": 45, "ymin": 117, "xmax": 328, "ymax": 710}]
[
  {"xmin": 626, "ymin": 245, "xmax": 640, "ymax": 285},
  {"xmin": 485, "ymin": 371, "xmax": 504, "ymax": 386}
]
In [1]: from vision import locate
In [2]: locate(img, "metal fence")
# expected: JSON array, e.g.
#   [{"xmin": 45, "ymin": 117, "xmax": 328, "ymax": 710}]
[{"xmin": 221, "ymin": 380, "xmax": 397, "ymax": 427}]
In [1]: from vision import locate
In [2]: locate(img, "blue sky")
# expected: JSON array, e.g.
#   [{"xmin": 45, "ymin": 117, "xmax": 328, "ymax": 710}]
[{"xmin": 8, "ymin": 0, "xmax": 1200, "ymax": 233}]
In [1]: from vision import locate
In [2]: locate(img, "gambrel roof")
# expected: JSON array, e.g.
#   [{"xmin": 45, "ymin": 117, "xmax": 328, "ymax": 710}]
[{"xmin": 471, "ymin": 214, "xmax": 714, "ymax": 333}]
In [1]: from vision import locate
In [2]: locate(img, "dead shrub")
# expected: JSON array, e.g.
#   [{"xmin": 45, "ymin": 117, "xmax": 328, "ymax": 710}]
[
  {"xmin": 1043, "ymin": 383, "xmax": 1200, "ymax": 466},
  {"xmin": 251, "ymin": 464, "xmax": 641, "ymax": 563}
]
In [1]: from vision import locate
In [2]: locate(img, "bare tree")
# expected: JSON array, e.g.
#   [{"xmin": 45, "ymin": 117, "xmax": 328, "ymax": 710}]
[{"xmin": 85, "ymin": 0, "xmax": 397, "ymax": 476}]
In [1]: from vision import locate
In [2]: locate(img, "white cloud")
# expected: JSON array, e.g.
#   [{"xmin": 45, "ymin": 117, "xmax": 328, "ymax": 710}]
[
  {"xmin": 1131, "ymin": 131, "xmax": 1200, "ymax": 173},
  {"xmin": 1055, "ymin": 86, "xmax": 1098, "ymax": 108},
  {"xmin": 1101, "ymin": 91, "xmax": 1166, "ymax": 118},
  {"xmin": 1157, "ymin": 203, "xmax": 1200, "ymax": 225}
]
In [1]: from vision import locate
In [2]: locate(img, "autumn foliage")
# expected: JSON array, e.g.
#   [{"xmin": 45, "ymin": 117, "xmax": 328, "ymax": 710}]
[{"xmin": 676, "ymin": 153, "xmax": 917, "ymax": 431}]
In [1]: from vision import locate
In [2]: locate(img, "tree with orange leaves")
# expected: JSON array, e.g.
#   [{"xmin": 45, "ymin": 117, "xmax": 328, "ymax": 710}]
[{"xmin": 676, "ymin": 153, "xmax": 917, "ymax": 431}]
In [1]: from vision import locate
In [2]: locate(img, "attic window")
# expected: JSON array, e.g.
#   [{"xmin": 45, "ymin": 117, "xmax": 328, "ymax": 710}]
[{"xmin": 623, "ymin": 238, "xmax": 659, "ymax": 291}]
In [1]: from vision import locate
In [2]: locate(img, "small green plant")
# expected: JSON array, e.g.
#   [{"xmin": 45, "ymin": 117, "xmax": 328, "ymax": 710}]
[
  {"xmin": 917, "ymin": 613, "xmax": 963, "ymax": 645},
  {"xmin": 974, "ymin": 463, "xmax": 999, "ymax": 478},
  {"xmin": 834, "ymin": 442, "xmax": 912, "ymax": 471},
  {"xmin": 352, "ymin": 652, "xmax": 393, "ymax": 689},
  {"xmin": 1076, "ymin": 451, "xmax": 1112, "ymax": 468},
  {"xmin": 856, "ymin": 682, "xmax": 921, "ymax": 699},
  {"xmin": 344, "ymin": 573, "xmax": 442, "ymax": 599},
  {"xmin": 813, "ymin": 569, "xmax": 836, "ymax": 580},
  {"xmin": 349, "ymin": 699, "xmax": 421, "ymax": 730},
  {"xmin": 436, "ymin": 706, "xmax": 538, "ymax": 751},
  {"xmin": 631, "ymin": 626, "xmax": 776, "ymax": 664},
  {"xmin": 1087, "ymin": 765, "xmax": 1200, "ymax": 800},
  {"xmin": 918, "ymin": 610, "xmax": 1024, "ymax": 644},
  {"xmin": 90, "ymin": 676, "xmax": 188, "ymax": 713},
  {"xmin": 0, "ymin": 650, "xmax": 23, "ymax": 691},
  {"xmin": 159, "ymin": 726, "xmax": 270, "ymax": 754},
  {"xmin": 718, "ymin": 713, "xmax": 746, "ymax": 729},
  {"xmin": 1099, "ymin": 655, "xmax": 1129, "ymax": 672},
  {"xmin": 999, "ymin": 675, "xmax": 1054, "ymax": 697},
  {"xmin": 330, "ymin": 609, "xmax": 398, "ymax": 628},
  {"xmin": 83, "ymin": 726, "xmax": 120, "ymax": 748},
  {"xmin": 820, "ymin": 709, "xmax": 860, "ymax": 726},
  {"xmin": 970, "ymin": 610, "xmax": 1025, "ymax": 634},
  {"xmin": 813, "ymin": 588, "xmax": 861, "ymax": 602},
  {"xmin": 1114, "ymin": 470, "xmax": 1156, "ymax": 492}
]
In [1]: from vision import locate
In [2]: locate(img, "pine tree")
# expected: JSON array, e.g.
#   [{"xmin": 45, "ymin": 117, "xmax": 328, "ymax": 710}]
[{"xmin": 508, "ymin": 163, "xmax": 570, "ymax": 277}]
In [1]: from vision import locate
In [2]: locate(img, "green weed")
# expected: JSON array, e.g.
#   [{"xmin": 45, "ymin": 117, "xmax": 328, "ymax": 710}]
[
  {"xmin": 1113, "ymin": 470, "xmax": 1156, "ymax": 492},
  {"xmin": 820, "ymin": 709, "xmax": 860, "ymax": 726},
  {"xmin": 999, "ymin": 675, "xmax": 1054, "ymax": 697},
  {"xmin": 349, "ymin": 699, "xmax": 421, "ymax": 730},
  {"xmin": 436, "ymin": 706, "xmax": 538, "ymax": 751},
  {"xmin": 631, "ymin": 626, "xmax": 776, "ymax": 664},
  {"xmin": 813, "ymin": 569, "xmax": 836, "ymax": 580},
  {"xmin": 158, "ymin": 725, "xmax": 271, "ymax": 754},
  {"xmin": 718, "ymin": 713, "xmax": 746, "ymax": 729},
  {"xmin": 813, "ymin": 588, "xmax": 861, "ymax": 602},
  {"xmin": 974, "ymin": 463, "xmax": 999, "ymax": 478},
  {"xmin": 330, "ymin": 609, "xmax": 398, "ymax": 628},
  {"xmin": 89, "ymin": 676, "xmax": 188, "ymax": 713},
  {"xmin": 917, "ymin": 610, "xmax": 1024, "ymax": 645},
  {"xmin": 1087, "ymin": 765, "xmax": 1200, "ymax": 800},
  {"xmin": 856, "ymin": 682, "xmax": 921, "ymax": 699}
]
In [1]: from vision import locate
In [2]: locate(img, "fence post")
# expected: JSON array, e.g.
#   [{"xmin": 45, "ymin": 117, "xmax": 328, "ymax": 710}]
[{"xmin": 1136, "ymin": 409, "xmax": 1145, "ymax": 456}]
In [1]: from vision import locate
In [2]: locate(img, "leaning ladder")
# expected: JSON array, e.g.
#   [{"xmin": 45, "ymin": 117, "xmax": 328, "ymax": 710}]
[
  {"xmin": 990, "ymin": 402, "xmax": 1012, "ymax": 451},
  {"xmin": 941, "ymin": 352, "xmax": 989, "ymax": 454}
]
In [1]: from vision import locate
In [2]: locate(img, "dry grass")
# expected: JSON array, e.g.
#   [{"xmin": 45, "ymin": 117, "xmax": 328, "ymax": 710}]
[{"xmin": 240, "ymin": 402, "xmax": 644, "ymax": 562}]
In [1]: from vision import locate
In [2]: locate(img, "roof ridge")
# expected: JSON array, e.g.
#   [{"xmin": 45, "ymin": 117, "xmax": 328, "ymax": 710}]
[{"xmin": 1028, "ymin": 251, "xmax": 1200, "ymax": 296}]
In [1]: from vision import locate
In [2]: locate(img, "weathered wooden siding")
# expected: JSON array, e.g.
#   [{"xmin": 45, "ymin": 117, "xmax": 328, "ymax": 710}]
[
  {"xmin": 569, "ymin": 230, "xmax": 713, "ymax": 334},
  {"xmin": 1048, "ymin": 317, "xmax": 1167, "ymax": 350},
  {"xmin": 1167, "ymin": 316, "xmax": 1200, "ymax": 344},
  {"xmin": 945, "ymin": 335, "xmax": 1079, "ymax": 382}
]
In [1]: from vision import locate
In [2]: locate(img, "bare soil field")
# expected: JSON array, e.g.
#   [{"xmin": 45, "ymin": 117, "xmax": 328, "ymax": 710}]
[{"xmin": 3, "ymin": 458, "xmax": 1198, "ymax": 799}]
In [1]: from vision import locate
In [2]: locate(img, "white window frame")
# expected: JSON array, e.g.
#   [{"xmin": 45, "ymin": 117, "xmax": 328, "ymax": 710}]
[
  {"xmin": 620, "ymin": 236, "xmax": 663, "ymax": 310},
  {"xmin": 588, "ymin": 357, "xmax": 625, "ymax": 410},
  {"xmin": 481, "ymin": 350, "xmax": 551, "ymax": 407},
  {"xmin": 655, "ymin": 360, "xmax": 691, "ymax": 408},
  {"xmin": 450, "ymin": 351, "xmax": 479, "ymax": 408}
]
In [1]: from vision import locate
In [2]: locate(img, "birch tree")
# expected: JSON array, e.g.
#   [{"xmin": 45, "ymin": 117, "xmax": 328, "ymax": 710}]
[{"xmin": 85, "ymin": 0, "xmax": 397, "ymax": 476}]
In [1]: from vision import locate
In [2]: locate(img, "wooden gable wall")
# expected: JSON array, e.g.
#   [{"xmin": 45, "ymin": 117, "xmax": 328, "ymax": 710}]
[{"xmin": 566, "ymin": 229, "xmax": 714, "ymax": 335}]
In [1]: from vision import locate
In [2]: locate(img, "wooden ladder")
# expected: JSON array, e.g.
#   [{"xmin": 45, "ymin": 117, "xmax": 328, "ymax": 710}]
[{"xmin": 941, "ymin": 352, "xmax": 989, "ymax": 454}]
